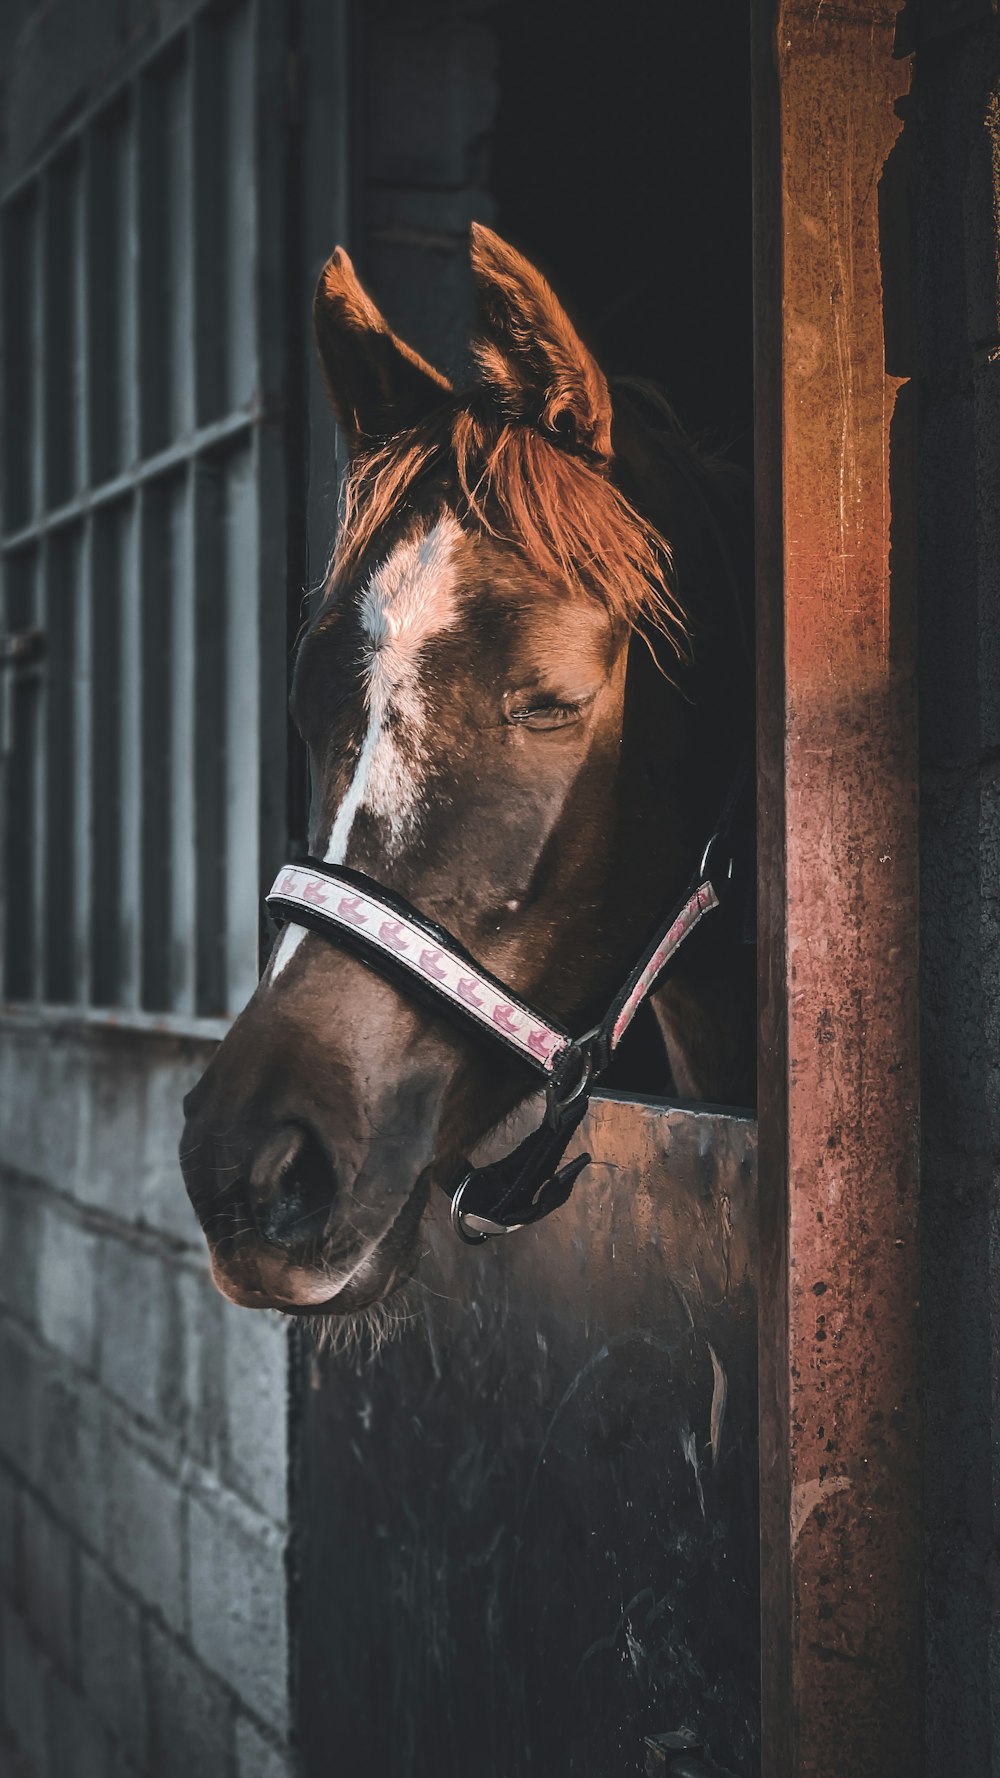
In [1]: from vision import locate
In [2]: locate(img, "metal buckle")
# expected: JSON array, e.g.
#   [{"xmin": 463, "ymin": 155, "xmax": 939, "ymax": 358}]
[
  {"xmin": 450, "ymin": 1175, "xmax": 522, "ymax": 1245},
  {"xmin": 545, "ymin": 1029, "xmax": 600, "ymax": 1128}
]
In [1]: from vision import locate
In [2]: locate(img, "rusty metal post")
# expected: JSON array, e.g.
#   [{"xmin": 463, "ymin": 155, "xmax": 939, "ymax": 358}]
[{"xmin": 753, "ymin": 4, "xmax": 922, "ymax": 1774}]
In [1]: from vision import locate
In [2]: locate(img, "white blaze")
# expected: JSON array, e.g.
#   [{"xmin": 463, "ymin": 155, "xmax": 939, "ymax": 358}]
[
  {"xmin": 325, "ymin": 512, "xmax": 462, "ymax": 863},
  {"xmin": 268, "ymin": 513, "xmax": 461, "ymax": 985}
]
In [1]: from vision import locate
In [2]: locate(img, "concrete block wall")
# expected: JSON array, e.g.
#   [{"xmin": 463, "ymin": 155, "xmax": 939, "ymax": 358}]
[
  {"xmin": 915, "ymin": 18, "xmax": 1000, "ymax": 1774},
  {"xmin": 0, "ymin": 1023, "xmax": 292, "ymax": 1778}
]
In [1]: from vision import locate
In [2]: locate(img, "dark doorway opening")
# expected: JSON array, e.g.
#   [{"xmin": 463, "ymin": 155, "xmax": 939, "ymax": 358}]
[{"xmin": 490, "ymin": 0, "xmax": 753, "ymax": 473}]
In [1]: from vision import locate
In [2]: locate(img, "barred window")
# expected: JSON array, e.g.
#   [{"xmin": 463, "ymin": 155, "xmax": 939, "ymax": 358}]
[{"xmin": 0, "ymin": 1, "xmax": 293, "ymax": 1032}]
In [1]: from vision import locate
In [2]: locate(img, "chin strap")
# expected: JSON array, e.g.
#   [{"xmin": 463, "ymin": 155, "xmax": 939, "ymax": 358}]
[{"xmin": 266, "ymin": 766, "xmax": 750, "ymax": 1243}]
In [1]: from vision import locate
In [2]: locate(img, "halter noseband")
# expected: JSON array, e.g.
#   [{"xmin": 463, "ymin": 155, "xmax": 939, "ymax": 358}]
[{"xmin": 266, "ymin": 771, "xmax": 748, "ymax": 1243}]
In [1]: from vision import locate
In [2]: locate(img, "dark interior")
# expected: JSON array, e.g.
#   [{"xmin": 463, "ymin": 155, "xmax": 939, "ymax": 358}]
[{"xmin": 490, "ymin": 0, "xmax": 754, "ymax": 471}]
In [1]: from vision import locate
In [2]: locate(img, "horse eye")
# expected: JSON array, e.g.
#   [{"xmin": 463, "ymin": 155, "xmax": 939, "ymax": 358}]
[{"xmin": 507, "ymin": 700, "xmax": 583, "ymax": 731}]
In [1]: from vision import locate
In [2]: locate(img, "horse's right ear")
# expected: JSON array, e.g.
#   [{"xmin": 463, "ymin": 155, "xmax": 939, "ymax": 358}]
[{"xmin": 313, "ymin": 248, "xmax": 452, "ymax": 451}]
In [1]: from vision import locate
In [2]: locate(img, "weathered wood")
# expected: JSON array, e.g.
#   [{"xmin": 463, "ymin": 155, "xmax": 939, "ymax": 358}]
[
  {"xmin": 299, "ymin": 1096, "xmax": 760, "ymax": 1778},
  {"xmin": 753, "ymin": 5, "xmax": 922, "ymax": 1773}
]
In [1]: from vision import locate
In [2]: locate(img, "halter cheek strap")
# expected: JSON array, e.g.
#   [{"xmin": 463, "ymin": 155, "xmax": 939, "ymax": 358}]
[
  {"xmin": 265, "ymin": 768, "xmax": 748, "ymax": 1243},
  {"xmin": 267, "ymin": 862, "xmax": 573, "ymax": 1074}
]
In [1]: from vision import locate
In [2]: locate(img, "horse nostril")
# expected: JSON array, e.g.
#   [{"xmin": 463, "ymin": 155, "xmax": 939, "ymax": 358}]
[{"xmin": 249, "ymin": 1124, "xmax": 337, "ymax": 1250}]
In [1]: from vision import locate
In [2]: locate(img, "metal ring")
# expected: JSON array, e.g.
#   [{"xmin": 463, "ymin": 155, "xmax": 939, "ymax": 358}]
[{"xmin": 450, "ymin": 1175, "xmax": 490, "ymax": 1245}]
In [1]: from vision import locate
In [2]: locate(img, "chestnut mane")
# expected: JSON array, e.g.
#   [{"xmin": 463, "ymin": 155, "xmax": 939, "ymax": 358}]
[{"xmin": 332, "ymin": 398, "xmax": 693, "ymax": 656}]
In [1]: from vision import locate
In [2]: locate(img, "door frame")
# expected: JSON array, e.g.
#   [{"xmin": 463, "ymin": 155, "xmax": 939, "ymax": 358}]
[{"xmin": 752, "ymin": 5, "xmax": 922, "ymax": 1772}]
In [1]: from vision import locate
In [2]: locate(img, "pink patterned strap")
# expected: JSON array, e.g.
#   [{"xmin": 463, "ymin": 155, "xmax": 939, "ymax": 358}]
[
  {"xmin": 608, "ymin": 881, "xmax": 720, "ymax": 1052},
  {"xmin": 267, "ymin": 863, "xmax": 570, "ymax": 1076}
]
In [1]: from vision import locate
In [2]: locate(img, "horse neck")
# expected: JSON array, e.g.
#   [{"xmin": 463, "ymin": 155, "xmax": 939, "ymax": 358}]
[{"xmin": 612, "ymin": 388, "xmax": 753, "ymax": 837}]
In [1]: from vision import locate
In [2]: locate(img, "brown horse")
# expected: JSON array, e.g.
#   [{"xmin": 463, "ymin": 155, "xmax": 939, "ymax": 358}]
[{"xmin": 180, "ymin": 226, "xmax": 753, "ymax": 1324}]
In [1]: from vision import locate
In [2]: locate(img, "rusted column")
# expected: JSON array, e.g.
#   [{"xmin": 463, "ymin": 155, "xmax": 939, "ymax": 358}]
[{"xmin": 754, "ymin": 5, "xmax": 922, "ymax": 1775}]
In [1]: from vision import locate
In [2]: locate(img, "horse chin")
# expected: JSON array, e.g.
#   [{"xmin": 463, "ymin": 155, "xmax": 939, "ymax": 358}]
[{"xmin": 208, "ymin": 1170, "xmax": 429, "ymax": 1317}]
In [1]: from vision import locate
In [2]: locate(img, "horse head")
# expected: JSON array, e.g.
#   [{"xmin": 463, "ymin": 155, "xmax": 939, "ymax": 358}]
[{"xmin": 180, "ymin": 226, "xmax": 753, "ymax": 1324}]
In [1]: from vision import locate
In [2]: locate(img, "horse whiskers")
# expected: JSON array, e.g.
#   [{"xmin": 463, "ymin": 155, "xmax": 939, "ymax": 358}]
[{"xmin": 300, "ymin": 1284, "xmax": 418, "ymax": 1364}]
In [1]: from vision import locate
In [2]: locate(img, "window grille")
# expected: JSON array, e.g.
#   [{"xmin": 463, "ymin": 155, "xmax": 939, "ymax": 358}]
[{"xmin": 0, "ymin": 1, "xmax": 291, "ymax": 1031}]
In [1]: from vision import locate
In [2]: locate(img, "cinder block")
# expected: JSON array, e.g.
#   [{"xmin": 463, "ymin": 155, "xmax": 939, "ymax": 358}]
[
  {"xmin": 176, "ymin": 1270, "xmax": 228, "ymax": 1474},
  {"xmin": 144, "ymin": 1620, "xmax": 235, "ymax": 1778},
  {"xmin": 234, "ymin": 1715, "xmax": 294, "ymax": 1778},
  {"xmin": 0, "ymin": 1728, "xmax": 40, "ymax": 1778},
  {"xmin": 78, "ymin": 1557, "xmax": 147, "ymax": 1767},
  {"xmin": 0, "ymin": 1032, "xmax": 82, "ymax": 1196},
  {"xmin": 73, "ymin": 1043, "xmax": 145, "ymax": 1220},
  {"xmin": 221, "ymin": 1307, "xmax": 288, "ymax": 1524},
  {"xmin": 33, "ymin": 1369, "xmax": 105, "ymax": 1556},
  {"xmin": 97, "ymin": 1241, "xmax": 182, "ymax": 1430},
  {"xmin": 1, "ymin": 1606, "xmax": 46, "ymax": 1776},
  {"xmin": 20, "ymin": 1501, "xmax": 76, "ymax": 1679},
  {"xmin": 104, "ymin": 1435, "xmax": 184, "ymax": 1633},
  {"xmin": 187, "ymin": 1489, "xmax": 288, "ymax": 1732},
  {"xmin": 0, "ymin": 1468, "xmax": 19, "ymax": 1594},
  {"xmin": 44, "ymin": 1668, "xmax": 111, "ymax": 1778},
  {"xmin": 37, "ymin": 1208, "xmax": 96, "ymax": 1372},
  {"xmin": 139, "ymin": 1060, "xmax": 210, "ymax": 1249},
  {"xmin": 0, "ymin": 1321, "xmax": 44, "ymax": 1488},
  {"xmin": 0, "ymin": 1180, "xmax": 41, "ymax": 1329}
]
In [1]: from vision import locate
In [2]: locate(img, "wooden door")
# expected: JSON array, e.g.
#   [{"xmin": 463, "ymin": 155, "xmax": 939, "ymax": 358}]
[{"xmin": 297, "ymin": 1097, "xmax": 759, "ymax": 1778}]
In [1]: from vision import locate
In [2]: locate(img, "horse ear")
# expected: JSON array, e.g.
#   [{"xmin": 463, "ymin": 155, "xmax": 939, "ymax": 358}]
[
  {"xmin": 469, "ymin": 223, "xmax": 613, "ymax": 461},
  {"xmin": 313, "ymin": 248, "xmax": 452, "ymax": 450}
]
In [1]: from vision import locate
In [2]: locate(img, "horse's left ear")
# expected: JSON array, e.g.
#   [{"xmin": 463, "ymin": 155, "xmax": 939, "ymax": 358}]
[
  {"xmin": 469, "ymin": 223, "xmax": 613, "ymax": 461},
  {"xmin": 313, "ymin": 247, "xmax": 453, "ymax": 451}
]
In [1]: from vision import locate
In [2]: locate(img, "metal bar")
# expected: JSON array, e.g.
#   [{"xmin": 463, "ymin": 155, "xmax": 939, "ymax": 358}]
[
  {"xmin": 223, "ymin": 441, "xmax": 260, "ymax": 1014},
  {"xmin": 168, "ymin": 44, "xmax": 196, "ymax": 442},
  {"xmin": 87, "ymin": 105, "xmax": 125, "ymax": 485},
  {"xmin": 89, "ymin": 505, "xmax": 123, "ymax": 1007},
  {"xmin": 43, "ymin": 152, "xmax": 77, "ymax": 510},
  {"xmin": 193, "ymin": 459, "xmax": 226, "ymax": 1016},
  {"xmin": 0, "ymin": 1002, "xmax": 230, "ymax": 1042},
  {"xmin": 114, "ymin": 90, "xmax": 144, "ymax": 1010},
  {"xmin": 118, "ymin": 490, "xmax": 142, "ymax": 1010},
  {"xmin": 0, "ymin": 1, "xmax": 208, "ymax": 211},
  {"xmin": 74, "ymin": 134, "xmax": 93, "ymax": 1005},
  {"xmin": 223, "ymin": 2, "xmax": 256, "ymax": 415},
  {"xmin": 139, "ymin": 480, "xmax": 173, "ymax": 1011},
  {"xmin": 74, "ymin": 520, "xmax": 93, "ymax": 1004},
  {"xmin": 31, "ymin": 182, "xmax": 45, "ymax": 528},
  {"xmin": 43, "ymin": 527, "xmax": 78, "ymax": 1002},
  {"xmin": 191, "ymin": 13, "xmax": 221, "ymax": 430},
  {"xmin": 303, "ymin": 0, "xmax": 355, "ymax": 615},
  {"xmin": 74, "ymin": 141, "xmax": 89, "ymax": 497},
  {"xmin": 254, "ymin": 0, "xmax": 295, "ymax": 952},
  {"xmin": 0, "ymin": 409, "xmax": 258, "ymax": 552},
  {"xmin": 122, "ymin": 87, "xmax": 141, "ymax": 478},
  {"xmin": 170, "ymin": 466, "xmax": 197, "ymax": 1016},
  {"xmin": 1, "ymin": 548, "xmax": 41, "ymax": 1002},
  {"xmin": 753, "ymin": 5, "xmax": 921, "ymax": 1772},
  {"xmin": 31, "ymin": 173, "xmax": 48, "ymax": 1003}
]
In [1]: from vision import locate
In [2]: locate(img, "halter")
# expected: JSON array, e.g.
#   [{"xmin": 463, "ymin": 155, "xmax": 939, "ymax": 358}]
[{"xmin": 266, "ymin": 770, "xmax": 748, "ymax": 1244}]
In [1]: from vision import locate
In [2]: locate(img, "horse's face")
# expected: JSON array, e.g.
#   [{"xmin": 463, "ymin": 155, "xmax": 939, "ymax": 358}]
[{"xmin": 181, "ymin": 228, "xmax": 683, "ymax": 1317}]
